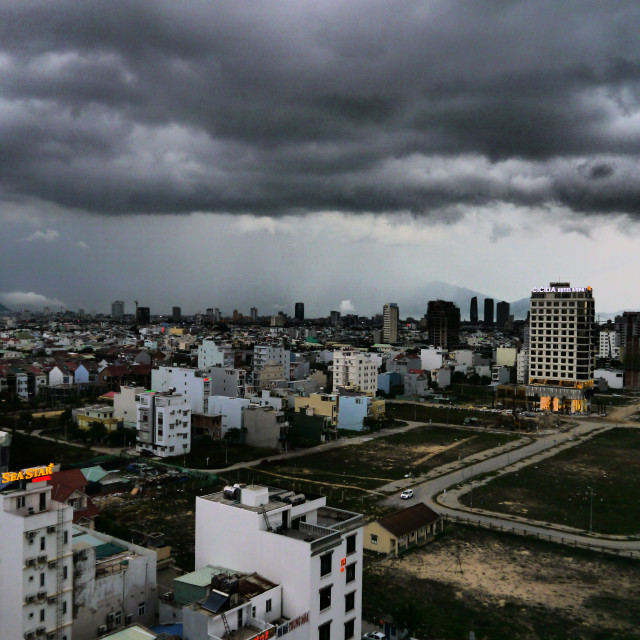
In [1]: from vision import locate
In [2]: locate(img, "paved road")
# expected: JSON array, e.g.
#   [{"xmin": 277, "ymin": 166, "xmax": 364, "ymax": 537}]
[{"xmin": 383, "ymin": 419, "xmax": 640, "ymax": 553}]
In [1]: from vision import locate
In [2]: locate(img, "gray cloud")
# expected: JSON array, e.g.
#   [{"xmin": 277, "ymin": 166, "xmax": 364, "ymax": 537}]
[{"xmin": 1, "ymin": 1, "xmax": 640, "ymax": 218}]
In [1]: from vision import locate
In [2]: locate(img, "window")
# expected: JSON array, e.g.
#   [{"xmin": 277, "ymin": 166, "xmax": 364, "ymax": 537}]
[
  {"xmin": 319, "ymin": 585, "xmax": 332, "ymax": 611},
  {"xmin": 114, "ymin": 611, "xmax": 122, "ymax": 625},
  {"xmin": 63, "ymin": 531, "xmax": 68, "ymax": 545},
  {"xmin": 346, "ymin": 534, "xmax": 356, "ymax": 555},
  {"xmin": 29, "ymin": 612, "xmax": 34, "ymax": 619},
  {"xmin": 345, "ymin": 592, "xmax": 355, "ymax": 613},
  {"xmin": 252, "ymin": 606, "xmax": 256, "ymax": 618},
  {"xmin": 370, "ymin": 534, "xmax": 378, "ymax": 545},
  {"xmin": 320, "ymin": 553, "xmax": 332, "ymax": 577},
  {"xmin": 40, "ymin": 608, "xmax": 45, "ymax": 622},
  {"xmin": 266, "ymin": 599, "xmax": 272, "ymax": 613},
  {"xmin": 138, "ymin": 603, "xmax": 145, "ymax": 616},
  {"xmin": 344, "ymin": 619, "xmax": 355, "ymax": 640},
  {"xmin": 62, "ymin": 601, "xmax": 67, "ymax": 615},
  {"xmin": 63, "ymin": 566, "xmax": 68, "ymax": 580},
  {"xmin": 237, "ymin": 609, "xmax": 243, "ymax": 627},
  {"xmin": 40, "ymin": 537, "xmax": 45, "ymax": 551},
  {"xmin": 346, "ymin": 563, "xmax": 356, "ymax": 584},
  {"xmin": 16, "ymin": 496, "xmax": 25, "ymax": 509},
  {"xmin": 40, "ymin": 573, "xmax": 45, "ymax": 587},
  {"xmin": 319, "ymin": 621, "xmax": 331, "ymax": 640}
]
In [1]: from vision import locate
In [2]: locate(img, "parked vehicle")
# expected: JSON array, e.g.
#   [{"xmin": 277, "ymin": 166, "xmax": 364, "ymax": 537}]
[{"xmin": 400, "ymin": 489, "xmax": 414, "ymax": 500}]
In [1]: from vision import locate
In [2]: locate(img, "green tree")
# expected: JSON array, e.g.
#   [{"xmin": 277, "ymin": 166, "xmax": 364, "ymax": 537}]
[{"xmin": 89, "ymin": 421, "xmax": 107, "ymax": 443}]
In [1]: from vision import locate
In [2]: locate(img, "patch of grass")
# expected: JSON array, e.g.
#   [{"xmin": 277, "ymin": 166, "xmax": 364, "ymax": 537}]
[
  {"xmin": 9, "ymin": 431, "xmax": 96, "ymax": 469},
  {"xmin": 247, "ymin": 427, "xmax": 513, "ymax": 516},
  {"xmin": 461, "ymin": 427, "xmax": 640, "ymax": 535},
  {"xmin": 388, "ymin": 402, "xmax": 499, "ymax": 426},
  {"xmin": 163, "ymin": 440, "xmax": 274, "ymax": 469}
]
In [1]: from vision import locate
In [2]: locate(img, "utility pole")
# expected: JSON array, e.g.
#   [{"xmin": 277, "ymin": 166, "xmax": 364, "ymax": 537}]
[{"xmin": 588, "ymin": 486, "xmax": 595, "ymax": 533}]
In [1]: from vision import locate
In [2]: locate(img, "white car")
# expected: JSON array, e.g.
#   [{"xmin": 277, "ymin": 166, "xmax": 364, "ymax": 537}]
[
  {"xmin": 400, "ymin": 489, "xmax": 414, "ymax": 500},
  {"xmin": 363, "ymin": 633, "xmax": 386, "ymax": 640}
]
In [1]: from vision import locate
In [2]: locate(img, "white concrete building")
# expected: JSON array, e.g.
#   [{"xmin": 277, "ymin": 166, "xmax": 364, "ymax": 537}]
[
  {"xmin": 136, "ymin": 391, "xmax": 191, "ymax": 457},
  {"xmin": 516, "ymin": 350, "xmax": 529, "ymax": 384},
  {"xmin": 198, "ymin": 340, "xmax": 235, "ymax": 369},
  {"xmin": 152, "ymin": 366, "xmax": 210, "ymax": 413},
  {"xmin": 491, "ymin": 365, "xmax": 511, "ymax": 385},
  {"xmin": 594, "ymin": 368, "xmax": 624, "ymax": 390},
  {"xmin": 207, "ymin": 367, "xmax": 247, "ymax": 398},
  {"xmin": 253, "ymin": 346, "xmax": 290, "ymax": 381},
  {"xmin": 182, "ymin": 569, "xmax": 282, "ymax": 640},
  {"xmin": 71, "ymin": 525, "xmax": 157, "ymax": 639},
  {"xmin": 0, "ymin": 476, "xmax": 74, "ymax": 640},
  {"xmin": 207, "ymin": 396, "xmax": 251, "ymax": 436},
  {"xmin": 195, "ymin": 485, "xmax": 363, "ymax": 640},
  {"xmin": 332, "ymin": 349, "xmax": 378, "ymax": 395},
  {"xmin": 112, "ymin": 385, "xmax": 146, "ymax": 429},
  {"xmin": 599, "ymin": 330, "xmax": 620, "ymax": 359},
  {"xmin": 420, "ymin": 347, "xmax": 446, "ymax": 371}
]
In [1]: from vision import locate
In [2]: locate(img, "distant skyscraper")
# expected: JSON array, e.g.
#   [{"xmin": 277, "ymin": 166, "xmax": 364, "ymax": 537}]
[
  {"xmin": 172, "ymin": 306, "xmax": 182, "ymax": 322},
  {"xmin": 470, "ymin": 296, "xmax": 478, "ymax": 323},
  {"xmin": 136, "ymin": 306, "xmax": 150, "ymax": 324},
  {"xmin": 232, "ymin": 309, "xmax": 241, "ymax": 322},
  {"xmin": 111, "ymin": 300, "xmax": 125, "ymax": 318},
  {"xmin": 383, "ymin": 303, "xmax": 399, "ymax": 343},
  {"xmin": 330, "ymin": 310, "xmax": 341, "ymax": 327},
  {"xmin": 426, "ymin": 300, "xmax": 460, "ymax": 349},
  {"xmin": 496, "ymin": 301, "xmax": 510, "ymax": 327},
  {"xmin": 295, "ymin": 302, "xmax": 305, "ymax": 322},
  {"xmin": 250, "ymin": 307, "xmax": 258, "ymax": 321},
  {"xmin": 484, "ymin": 298, "xmax": 494, "ymax": 325}
]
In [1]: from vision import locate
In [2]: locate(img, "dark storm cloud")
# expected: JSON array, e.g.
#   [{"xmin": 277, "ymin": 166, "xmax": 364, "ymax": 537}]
[{"xmin": 2, "ymin": 0, "xmax": 640, "ymax": 217}]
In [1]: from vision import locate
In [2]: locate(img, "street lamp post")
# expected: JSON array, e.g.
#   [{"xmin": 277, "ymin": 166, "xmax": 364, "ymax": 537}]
[{"xmin": 587, "ymin": 486, "xmax": 595, "ymax": 533}]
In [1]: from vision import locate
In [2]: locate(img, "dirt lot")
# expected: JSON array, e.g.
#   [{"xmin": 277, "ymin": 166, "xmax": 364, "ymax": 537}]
[{"xmin": 364, "ymin": 525, "xmax": 640, "ymax": 640}]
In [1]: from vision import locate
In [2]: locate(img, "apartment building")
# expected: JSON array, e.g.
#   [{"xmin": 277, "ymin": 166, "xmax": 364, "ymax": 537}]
[
  {"xmin": 135, "ymin": 390, "xmax": 191, "ymax": 457},
  {"xmin": 527, "ymin": 283, "xmax": 596, "ymax": 413},
  {"xmin": 599, "ymin": 330, "xmax": 620, "ymax": 359},
  {"xmin": 0, "ymin": 476, "xmax": 74, "ymax": 640},
  {"xmin": 151, "ymin": 366, "xmax": 211, "ymax": 413},
  {"xmin": 382, "ymin": 303, "xmax": 399, "ymax": 344},
  {"xmin": 198, "ymin": 340, "xmax": 235, "ymax": 370},
  {"xmin": 195, "ymin": 485, "xmax": 364, "ymax": 640},
  {"xmin": 332, "ymin": 350, "xmax": 378, "ymax": 395}
]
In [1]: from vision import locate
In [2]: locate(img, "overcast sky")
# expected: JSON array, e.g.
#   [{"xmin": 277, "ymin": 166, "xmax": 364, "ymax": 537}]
[{"xmin": 1, "ymin": 0, "xmax": 640, "ymax": 317}]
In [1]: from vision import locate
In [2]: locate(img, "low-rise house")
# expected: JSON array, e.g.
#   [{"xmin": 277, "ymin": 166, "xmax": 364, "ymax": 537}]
[
  {"xmin": 49, "ymin": 469, "xmax": 100, "ymax": 529},
  {"xmin": 75, "ymin": 404, "xmax": 122, "ymax": 432},
  {"xmin": 363, "ymin": 503, "xmax": 443, "ymax": 556}
]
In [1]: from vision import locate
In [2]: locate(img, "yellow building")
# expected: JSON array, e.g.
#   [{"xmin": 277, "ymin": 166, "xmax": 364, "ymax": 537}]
[
  {"xmin": 363, "ymin": 503, "xmax": 442, "ymax": 556},
  {"xmin": 293, "ymin": 393, "xmax": 338, "ymax": 427},
  {"xmin": 75, "ymin": 405, "xmax": 122, "ymax": 432}
]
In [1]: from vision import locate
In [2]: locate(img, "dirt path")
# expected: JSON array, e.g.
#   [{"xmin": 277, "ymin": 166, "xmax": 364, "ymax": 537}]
[{"xmin": 411, "ymin": 435, "xmax": 475, "ymax": 466}]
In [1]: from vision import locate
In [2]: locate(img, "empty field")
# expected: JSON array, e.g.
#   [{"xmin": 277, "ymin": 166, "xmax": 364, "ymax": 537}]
[
  {"xmin": 364, "ymin": 524, "xmax": 640, "ymax": 640},
  {"xmin": 459, "ymin": 427, "xmax": 640, "ymax": 535}
]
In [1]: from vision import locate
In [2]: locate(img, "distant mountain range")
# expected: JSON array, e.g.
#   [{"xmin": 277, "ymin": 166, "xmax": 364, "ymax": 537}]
[{"xmin": 0, "ymin": 303, "xmax": 11, "ymax": 314}]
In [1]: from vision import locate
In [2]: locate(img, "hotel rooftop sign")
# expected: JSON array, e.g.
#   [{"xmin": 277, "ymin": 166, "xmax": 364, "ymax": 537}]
[{"xmin": 531, "ymin": 286, "xmax": 591, "ymax": 293}]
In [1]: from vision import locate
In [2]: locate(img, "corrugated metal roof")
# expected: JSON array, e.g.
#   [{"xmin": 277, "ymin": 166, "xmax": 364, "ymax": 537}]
[
  {"xmin": 95, "ymin": 542, "xmax": 127, "ymax": 559},
  {"xmin": 175, "ymin": 566, "xmax": 226, "ymax": 587}
]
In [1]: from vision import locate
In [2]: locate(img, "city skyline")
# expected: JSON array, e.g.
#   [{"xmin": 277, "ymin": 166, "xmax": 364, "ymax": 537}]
[{"xmin": 2, "ymin": 2, "xmax": 640, "ymax": 315}]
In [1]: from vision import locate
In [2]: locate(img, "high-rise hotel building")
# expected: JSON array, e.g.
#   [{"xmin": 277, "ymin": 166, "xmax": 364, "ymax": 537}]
[{"xmin": 527, "ymin": 283, "xmax": 595, "ymax": 413}]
